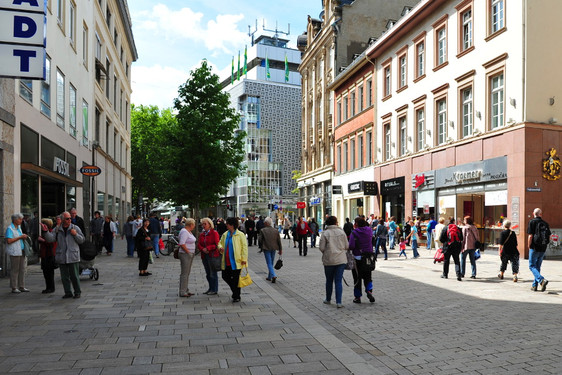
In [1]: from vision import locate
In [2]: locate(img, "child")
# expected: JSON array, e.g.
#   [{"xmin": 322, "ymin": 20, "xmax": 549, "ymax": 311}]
[{"xmin": 398, "ymin": 237, "xmax": 407, "ymax": 259}]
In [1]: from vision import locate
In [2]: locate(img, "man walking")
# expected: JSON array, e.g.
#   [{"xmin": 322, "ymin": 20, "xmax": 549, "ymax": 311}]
[
  {"xmin": 45, "ymin": 212, "xmax": 85, "ymax": 299},
  {"xmin": 426, "ymin": 216, "xmax": 437, "ymax": 250},
  {"xmin": 527, "ymin": 208, "xmax": 550, "ymax": 292},
  {"xmin": 245, "ymin": 215, "xmax": 256, "ymax": 246},
  {"xmin": 148, "ymin": 213, "xmax": 162, "ymax": 257},
  {"xmin": 90, "ymin": 211, "xmax": 104, "ymax": 254},
  {"xmin": 296, "ymin": 216, "xmax": 312, "ymax": 256}
]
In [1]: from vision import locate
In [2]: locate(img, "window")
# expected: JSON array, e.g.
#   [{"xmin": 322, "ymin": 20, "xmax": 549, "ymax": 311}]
[
  {"xmin": 462, "ymin": 10, "xmax": 472, "ymax": 50},
  {"xmin": 119, "ymin": 89, "xmax": 123, "ymax": 120},
  {"xmin": 69, "ymin": 84, "xmax": 77, "ymax": 137},
  {"xmin": 57, "ymin": 0, "xmax": 65, "ymax": 27},
  {"xmin": 113, "ymin": 29, "xmax": 118, "ymax": 46},
  {"xmin": 399, "ymin": 117, "xmax": 407, "ymax": 156},
  {"xmin": 125, "ymin": 62, "xmax": 129, "ymax": 78},
  {"xmin": 367, "ymin": 79, "xmax": 372, "ymax": 106},
  {"xmin": 82, "ymin": 100, "xmax": 89, "ymax": 146},
  {"xmin": 105, "ymin": 59, "xmax": 110, "ymax": 99},
  {"xmin": 120, "ymin": 47, "xmax": 124, "ymax": 64},
  {"xmin": 19, "ymin": 79, "xmax": 33, "ymax": 103},
  {"xmin": 491, "ymin": 74, "xmax": 504, "ymax": 129},
  {"xmin": 350, "ymin": 138, "xmax": 355, "ymax": 170},
  {"xmin": 40, "ymin": 56, "xmax": 51, "ymax": 117},
  {"xmin": 56, "ymin": 70, "xmax": 65, "ymax": 128},
  {"xmin": 69, "ymin": 1, "xmax": 76, "ymax": 46},
  {"xmin": 461, "ymin": 87, "xmax": 473, "ymax": 137},
  {"xmin": 350, "ymin": 90, "xmax": 356, "ymax": 117},
  {"xmin": 416, "ymin": 108, "xmax": 425, "ymax": 151},
  {"xmin": 437, "ymin": 99, "xmax": 447, "ymax": 145},
  {"xmin": 105, "ymin": 120, "xmax": 111, "ymax": 152},
  {"xmin": 106, "ymin": 6, "xmax": 111, "ymax": 29},
  {"xmin": 416, "ymin": 41, "xmax": 425, "ymax": 77},
  {"xmin": 384, "ymin": 123, "xmax": 391, "ymax": 161},
  {"xmin": 491, "ymin": 0, "xmax": 504, "ymax": 34},
  {"xmin": 337, "ymin": 99, "xmax": 342, "ymax": 125},
  {"xmin": 125, "ymin": 100, "xmax": 129, "ymax": 129},
  {"xmin": 343, "ymin": 96, "xmax": 348, "ymax": 121},
  {"xmin": 358, "ymin": 135, "xmax": 363, "ymax": 168},
  {"xmin": 95, "ymin": 32, "xmax": 102, "ymax": 60},
  {"xmin": 398, "ymin": 53, "xmax": 407, "ymax": 90},
  {"xmin": 384, "ymin": 65, "xmax": 391, "ymax": 97},
  {"xmin": 337, "ymin": 144, "xmax": 342, "ymax": 173},
  {"xmin": 366, "ymin": 131, "xmax": 372, "ymax": 164},
  {"xmin": 437, "ymin": 28, "xmax": 446, "ymax": 65},
  {"xmin": 358, "ymin": 85, "xmax": 364, "ymax": 112},
  {"xmin": 82, "ymin": 24, "xmax": 88, "ymax": 67},
  {"xmin": 113, "ymin": 74, "xmax": 117, "ymax": 108},
  {"xmin": 344, "ymin": 142, "xmax": 348, "ymax": 172}
]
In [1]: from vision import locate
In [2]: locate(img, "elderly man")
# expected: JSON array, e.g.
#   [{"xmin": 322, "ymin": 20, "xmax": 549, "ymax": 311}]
[
  {"xmin": 70, "ymin": 208, "xmax": 86, "ymax": 235},
  {"xmin": 258, "ymin": 217, "xmax": 283, "ymax": 283},
  {"xmin": 45, "ymin": 211, "xmax": 85, "ymax": 299}
]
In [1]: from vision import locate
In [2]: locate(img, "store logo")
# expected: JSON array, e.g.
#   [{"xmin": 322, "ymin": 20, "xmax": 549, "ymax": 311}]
[
  {"xmin": 385, "ymin": 181, "xmax": 400, "ymax": 188},
  {"xmin": 542, "ymin": 148, "xmax": 561, "ymax": 181},
  {"xmin": 453, "ymin": 170, "xmax": 481, "ymax": 183},
  {"xmin": 53, "ymin": 157, "xmax": 70, "ymax": 177},
  {"xmin": 414, "ymin": 174, "xmax": 425, "ymax": 188}
]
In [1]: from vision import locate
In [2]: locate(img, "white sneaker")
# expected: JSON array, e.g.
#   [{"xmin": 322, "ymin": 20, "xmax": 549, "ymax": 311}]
[
  {"xmin": 11, "ymin": 289, "xmax": 21, "ymax": 293},
  {"xmin": 337, "ymin": 304, "xmax": 344, "ymax": 308}
]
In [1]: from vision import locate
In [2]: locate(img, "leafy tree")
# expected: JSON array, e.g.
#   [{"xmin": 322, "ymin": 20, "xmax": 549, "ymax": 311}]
[
  {"xmin": 291, "ymin": 170, "xmax": 302, "ymax": 194},
  {"xmin": 166, "ymin": 60, "xmax": 245, "ymax": 222},
  {"xmin": 130, "ymin": 105, "xmax": 176, "ymax": 212}
]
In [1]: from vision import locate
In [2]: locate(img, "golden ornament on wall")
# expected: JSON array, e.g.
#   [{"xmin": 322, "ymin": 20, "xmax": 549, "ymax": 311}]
[{"xmin": 542, "ymin": 148, "xmax": 561, "ymax": 181}]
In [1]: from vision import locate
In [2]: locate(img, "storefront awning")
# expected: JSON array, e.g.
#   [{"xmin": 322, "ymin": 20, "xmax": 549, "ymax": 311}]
[{"xmin": 21, "ymin": 162, "xmax": 84, "ymax": 188}]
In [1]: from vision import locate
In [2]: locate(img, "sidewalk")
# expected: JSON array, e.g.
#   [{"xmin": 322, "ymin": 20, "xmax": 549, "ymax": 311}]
[{"xmin": 0, "ymin": 238, "xmax": 560, "ymax": 374}]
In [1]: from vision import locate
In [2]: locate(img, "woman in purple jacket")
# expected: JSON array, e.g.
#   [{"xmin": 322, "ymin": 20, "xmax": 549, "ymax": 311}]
[{"xmin": 349, "ymin": 217, "xmax": 375, "ymax": 304}]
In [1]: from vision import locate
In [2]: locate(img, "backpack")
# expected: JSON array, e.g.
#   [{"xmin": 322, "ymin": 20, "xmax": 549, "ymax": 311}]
[
  {"xmin": 446, "ymin": 224, "xmax": 463, "ymax": 245},
  {"xmin": 533, "ymin": 219, "xmax": 551, "ymax": 248}
]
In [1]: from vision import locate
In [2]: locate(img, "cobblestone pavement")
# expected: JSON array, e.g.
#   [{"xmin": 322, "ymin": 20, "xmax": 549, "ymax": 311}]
[{"xmin": 1, "ymin": 237, "xmax": 561, "ymax": 375}]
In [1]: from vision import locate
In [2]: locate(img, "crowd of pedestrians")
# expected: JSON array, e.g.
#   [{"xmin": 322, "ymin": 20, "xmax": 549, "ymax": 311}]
[{"xmin": 5, "ymin": 207, "xmax": 552, "ymax": 306}]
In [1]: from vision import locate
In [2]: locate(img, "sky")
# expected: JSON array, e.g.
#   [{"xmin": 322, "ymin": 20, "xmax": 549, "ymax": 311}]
[{"xmin": 128, "ymin": 0, "xmax": 321, "ymax": 109}]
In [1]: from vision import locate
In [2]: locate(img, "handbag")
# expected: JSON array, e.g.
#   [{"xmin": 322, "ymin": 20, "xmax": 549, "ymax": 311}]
[
  {"xmin": 238, "ymin": 267, "xmax": 253, "ymax": 288},
  {"xmin": 22, "ymin": 237, "xmax": 33, "ymax": 257},
  {"xmin": 144, "ymin": 240, "xmax": 153, "ymax": 251},
  {"xmin": 474, "ymin": 249, "xmax": 481, "ymax": 260},
  {"xmin": 209, "ymin": 255, "xmax": 222, "ymax": 272},
  {"xmin": 274, "ymin": 255, "xmax": 283, "ymax": 270},
  {"xmin": 345, "ymin": 250, "xmax": 355, "ymax": 270},
  {"xmin": 470, "ymin": 227, "xmax": 482, "ymax": 250}
]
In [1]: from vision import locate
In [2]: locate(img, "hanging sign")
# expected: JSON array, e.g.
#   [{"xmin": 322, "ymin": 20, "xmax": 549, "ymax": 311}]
[{"xmin": 80, "ymin": 165, "xmax": 102, "ymax": 176}]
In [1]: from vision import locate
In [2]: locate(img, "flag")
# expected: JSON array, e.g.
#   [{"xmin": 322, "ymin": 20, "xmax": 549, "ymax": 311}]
[
  {"xmin": 243, "ymin": 45, "xmax": 247, "ymax": 76},
  {"xmin": 237, "ymin": 51, "xmax": 240, "ymax": 81},
  {"xmin": 265, "ymin": 53, "xmax": 270, "ymax": 80},
  {"xmin": 284, "ymin": 53, "xmax": 289, "ymax": 82},
  {"xmin": 231, "ymin": 56, "xmax": 234, "ymax": 85}
]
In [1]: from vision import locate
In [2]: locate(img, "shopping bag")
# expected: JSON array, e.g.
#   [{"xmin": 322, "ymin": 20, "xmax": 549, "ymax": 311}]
[
  {"xmin": 238, "ymin": 267, "xmax": 253, "ymax": 288},
  {"xmin": 159, "ymin": 238, "xmax": 165, "ymax": 250},
  {"xmin": 474, "ymin": 249, "xmax": 481, "ymax": 260},
  {"xmin": 274, "ymin": 256, "xmax": 283, "ymax": 270}
]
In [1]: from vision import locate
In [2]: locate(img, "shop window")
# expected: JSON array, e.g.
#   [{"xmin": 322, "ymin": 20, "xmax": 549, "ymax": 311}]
[
  {"xmin": 41, "ymin": 56, "xmax": 51, "ymax": 118},
  {"xmin": 21, "ymin": 124, "xmax": 39, "ymax": 165},
  {"xmin": 19, "ymin": 79, "xmax": 33, "ymax": 103},
  {"xmin": 21, "ymin": 173, "xmax": 39, "ymax": 218},
  {"xmin": 66, "ymin": 186, "xmax": 76, "ymax": 211},
  {"xmin": 416, "ymin": 108, "xmax": 425, "ymax": 152}
]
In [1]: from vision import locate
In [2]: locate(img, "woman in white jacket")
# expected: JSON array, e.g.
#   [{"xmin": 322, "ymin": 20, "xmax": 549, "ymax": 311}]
[{"xmin": 319, "ymin": 216, "xmax": 349, "ymax": 308}]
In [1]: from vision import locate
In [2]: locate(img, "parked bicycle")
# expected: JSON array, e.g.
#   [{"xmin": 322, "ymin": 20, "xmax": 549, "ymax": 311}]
[{"xmin": 161, "ymin": 235, "xmax": 178, "ymax": 256}]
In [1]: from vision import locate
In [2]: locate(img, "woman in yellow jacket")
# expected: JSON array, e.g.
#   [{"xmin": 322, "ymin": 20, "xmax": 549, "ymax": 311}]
[{"xmin": 219, "ymin": 217, "xmax": 248, "ymax": 302}]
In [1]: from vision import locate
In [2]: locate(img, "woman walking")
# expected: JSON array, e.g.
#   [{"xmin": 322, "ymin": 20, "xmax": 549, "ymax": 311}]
[
  {"xmin": 498, "ymin": 220, "xmax": 519, "ymax": 282},
  {"xmin": 102, "ymin": 215, "xmax": 117, "ymax": 255},
  {"xmin": 38, "ymin": 218, "xmax": 56, "ymax": 293},
  {"xmin": 178, "ymin": 218, "xmax": 197, "ymax": 297},
  {"xmin": 5, "ymin": 213, "xmax": 30, "ymax": 293},
  {"xmin": 135, "ymin": 218, "xmax": 152, "ymax": 276},
  {"xmin": 219, "ymin": 217, "xmax": 248, "ymax": 303},
  {"xmin": 349, "ymin": 217, "xmax": 376, "ymax": 304},
  {"xmin": 319, "ymin": 216, "xmax": 348, "ymax": 308},
  {"xmin": 461, "ymin": 216, "xmax": 479, "ymax": 279},
  {"xmin": 198, "ymin": 218, "xmax": 221, "ymax": 295}
]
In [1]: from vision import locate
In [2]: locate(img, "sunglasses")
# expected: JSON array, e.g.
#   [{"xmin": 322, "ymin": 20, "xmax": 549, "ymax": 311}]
[{"xmin": 63, "ymin": 217, "xmax": 71, "ymax": 220}]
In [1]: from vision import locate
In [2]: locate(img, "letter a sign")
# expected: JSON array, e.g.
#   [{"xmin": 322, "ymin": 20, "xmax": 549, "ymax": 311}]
[{"xmin": 0, "ymin": 0, "xmax": 47, "ymax": 79}]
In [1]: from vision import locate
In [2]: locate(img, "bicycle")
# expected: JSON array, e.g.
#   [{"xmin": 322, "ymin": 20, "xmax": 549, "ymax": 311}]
[{"xmin": 161, "ymin": 235, "xmax": 178, "ymax": 256}]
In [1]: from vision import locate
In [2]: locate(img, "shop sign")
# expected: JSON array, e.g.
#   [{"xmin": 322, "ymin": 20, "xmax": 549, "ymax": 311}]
[
  {"xmin": 526, "ymin": 187, "xmax": 541, "ymax": 192},
  {"xmin": 381, "ymin": 177, "xmax": 405, "ymax": 195},
  {"xmin": 414, "ymin": 174, "xmax": 425, "ymax": 188},
  {"xmin": 79, "ymin": 165, "xmax": 102, "ymax": 176},
  {"xmin": 435, "ymin": 157, "xmax": 507, "ymax": 188},
  {"xmin": 0, "ymin": 1, "xmax": 47, "ymax": 79},
  {"xmin": 296, "ymin": 201, "xmax": 306, "ymax": 209},
  {"xmin": 542, "ymin": 148, "xmax": 561, "ymax": 181},
  {"xmin": 348, "ymin": 181, "xmax": 363, "ymax": 193},
  {"xmin": 53, "ymin": 156, "xmax": 70, "ymax": 177},
  {"xmin": 332, "ymin": 185, "xmax": 343, "ymax": 194},
  {"xmin": 411, "ymin": 171, "xmax": 435, "ymax": 190},
  {"xmin": 310, "ymin": 196, "xmax": 321, "ymax": 205},
  {"xmin": 364, "ymin": 181, "xmax": 378, "ymax": 195}
]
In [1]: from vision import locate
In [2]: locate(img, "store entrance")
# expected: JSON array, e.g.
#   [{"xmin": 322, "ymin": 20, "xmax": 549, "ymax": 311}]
[
  {"xmin": 41, "ymin": 178, "xmax": 65, "ymax": 218},
  {"xmin": 382, "ymin": 194, "xmax": 404, "ymax": 223}
]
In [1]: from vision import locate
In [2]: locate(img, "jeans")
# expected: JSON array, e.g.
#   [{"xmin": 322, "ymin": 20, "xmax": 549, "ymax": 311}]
[
  {"xmin": 412, "ymin": 240, "xmax": 419, "ymax": 258},
  {"xmin": 461, "ymin": 249, "xmax": 477, "ymax": 277},
  {"xmin": 426, "ymin": 230, "xmax": 433, "ymax": 249},
  {"xmin": 150, "ymin": 234, "xmax": 160, "ymax": 256},
  {"xmin": 201, "ymin": 254, "xmax": 219, "ymax": 292},
  {"xmin": 59, "ymin": 262, "xmax": 81, "ymax": 295},
  {"xmin": 311, "ymin": 234, "xmax": 317, "ymax": 247},
  {"xmin": 389, "ymin": 231, "xmax": 396, "ymax": 249},
  {"xmin": 528, "ymin": 248, "xmax": 546, "ymax": 287},
  {"xmin": 263, "ymin": 250, "xmax": 277, "ymax": 279},
  {"xmin": 126, "ymin": 235, "xmax": 135, "ymax": 257},
  {"xmin": 375, "ymin": 238, "xmax": 387, "ymax": 259},
  {"xmin": 324, "ymin": 264, "xmax": 346, "ymax": 304}
]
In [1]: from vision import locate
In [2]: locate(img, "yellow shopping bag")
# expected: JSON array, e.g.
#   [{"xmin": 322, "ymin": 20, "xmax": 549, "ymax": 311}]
[{"xmin": 238, "ymin": 267, "xmax": 253, "ymax": 288}]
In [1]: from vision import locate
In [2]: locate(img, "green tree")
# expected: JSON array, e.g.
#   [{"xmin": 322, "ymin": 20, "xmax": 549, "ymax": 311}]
[
  {"xmin": 130, "ymin": 104, "xmax": 176, "ymax": 212},
  {"xmin": 167, "ymin": 60, "xmax": 245, "ymax": 222}
]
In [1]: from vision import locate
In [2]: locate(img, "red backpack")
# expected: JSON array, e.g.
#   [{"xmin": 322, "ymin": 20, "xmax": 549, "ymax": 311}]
[{"xmin": 447, "ymin": 224, "xmax": 462, "ymax": 245}]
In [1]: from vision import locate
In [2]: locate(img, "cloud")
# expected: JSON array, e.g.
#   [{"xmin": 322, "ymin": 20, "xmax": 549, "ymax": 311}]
[{"xmin": 134, "ymin": 4, "xmax": 247, "ymax": 54}]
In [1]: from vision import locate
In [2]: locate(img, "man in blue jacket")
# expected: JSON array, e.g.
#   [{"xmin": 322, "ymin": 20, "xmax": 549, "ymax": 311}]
[{"xmin": 148, "ymin": 213, "xmax": 162, "ymax": 257}]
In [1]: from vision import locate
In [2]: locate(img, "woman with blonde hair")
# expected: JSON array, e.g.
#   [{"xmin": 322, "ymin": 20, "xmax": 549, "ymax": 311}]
[
  {"xmin": 198, "ymin": 217, "xmax": 220, "ymax": 295},
  {"xmin": 178, "ymin": 218, "xmax": 197, "ymax": 297}
]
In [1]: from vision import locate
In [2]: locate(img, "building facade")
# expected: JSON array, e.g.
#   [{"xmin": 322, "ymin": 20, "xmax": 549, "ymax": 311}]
[
  {"xmin": 14, "ymin": 0, "xmax": 136, "ymax": 232},
  {"xmin": 297, "ymin": 0, "xmax": 420, "ymax": 224},
  {"xmin": 222, "ymin": 35, "xmax": 302, "ymax": 219},
  {"xmin": 332, "ymin": 0, "xmax": 562, "ymax": 257}
]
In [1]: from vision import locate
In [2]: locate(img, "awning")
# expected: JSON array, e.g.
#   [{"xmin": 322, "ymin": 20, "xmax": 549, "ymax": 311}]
[{"xmin": 21, "ymin": 162, "xmax": 84, "ymax": 188}]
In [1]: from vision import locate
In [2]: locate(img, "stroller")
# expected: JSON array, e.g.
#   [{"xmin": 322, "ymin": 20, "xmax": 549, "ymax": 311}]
[{"xmin": 79, "ymin": 242, "xmax": 99, "ymax": 280}]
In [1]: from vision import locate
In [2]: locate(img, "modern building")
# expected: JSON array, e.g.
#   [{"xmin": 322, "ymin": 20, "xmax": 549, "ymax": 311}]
[
  {"xmin": 14, "ymin": 0, "xmax": 136, "ymax": 231},
  {"xmin": 297, "ymin": 0, "xmax": 420, "ymax": 224},
  {"xmin": 221, "ymin": 33, "xmax": 302, "ymax": 219},
  {"xmin": 331, "ymin": 0, "xmax": 562, "ymax": 257}
]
